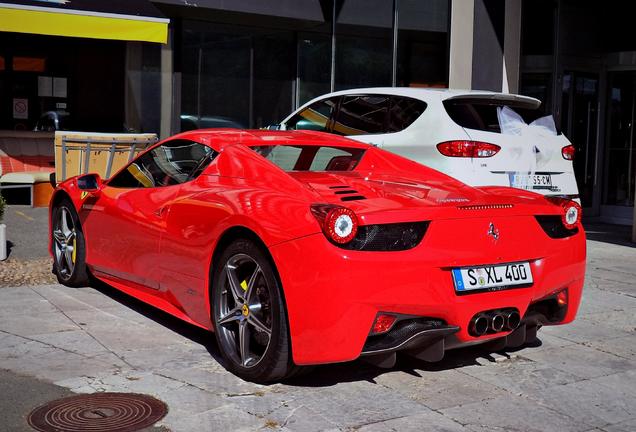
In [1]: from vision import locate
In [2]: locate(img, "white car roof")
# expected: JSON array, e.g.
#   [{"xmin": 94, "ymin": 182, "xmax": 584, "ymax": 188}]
[{"xmin": 307, "ymin": 87, "xmax": 541, "ymax": 109}]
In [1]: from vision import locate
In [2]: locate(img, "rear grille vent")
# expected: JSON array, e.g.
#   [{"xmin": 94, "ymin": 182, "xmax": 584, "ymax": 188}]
[
  {"xmin": 458, "ymin": 204, "xmax": 514, "ymax": 210},
  {"xmin": 334, "ymin": 190, "xmax": 358, "ymax": 195},
  {"xmin": 535, "ymin": 215, "xmax": 578, "ymax": 239},
  {"xmin": 341, "ymin": 195, "xmax": 366, "ymax": 202},
  {"xmin": 329, "ymin": 185, "xmax": 349, "ymax": 189}
]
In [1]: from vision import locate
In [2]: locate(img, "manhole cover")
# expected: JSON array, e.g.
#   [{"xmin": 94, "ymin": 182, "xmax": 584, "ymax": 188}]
[{"xmin": 27, "ymin": 392, "xmax": 168, "ymax": 432}]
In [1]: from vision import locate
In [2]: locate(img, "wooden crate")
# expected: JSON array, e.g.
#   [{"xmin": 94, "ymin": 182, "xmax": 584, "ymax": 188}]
[{"xmin": 54, "ymin": 132, "xmax": 158, "ymax": 182}]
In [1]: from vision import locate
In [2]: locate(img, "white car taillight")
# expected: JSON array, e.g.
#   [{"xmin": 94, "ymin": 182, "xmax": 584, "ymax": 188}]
[
  {"xmin": 562, "ymin": 145, "xmax": 575, "ymax": 160},
  {"xmin": 437, "ymin": 141, "xmax": 501, "ymax": 158}
]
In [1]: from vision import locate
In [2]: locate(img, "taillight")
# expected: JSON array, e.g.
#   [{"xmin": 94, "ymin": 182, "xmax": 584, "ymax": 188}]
[
  {"xmin": 310, "ymin": 204, "xmax": 358, "ymax": 244},
  {"xmin": 371, "ymin": 314, "xmax": 397, "ymax": 334},
  {"xmin": 546, "ymin": 197, "xmax": 581, "ymax": 230},
  {"xmin": 437, "ymin": 141, "xmax": 500, "ymax": 158},
  {"xmin": 562, "ymin": 145, "xmax": 575, "ymax": 160}
]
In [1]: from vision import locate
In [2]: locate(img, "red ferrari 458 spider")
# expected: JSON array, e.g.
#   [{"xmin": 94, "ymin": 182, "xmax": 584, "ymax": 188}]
[{"xmin": 49, "ymin": 130, "xmax": 585, "ymax": 382}]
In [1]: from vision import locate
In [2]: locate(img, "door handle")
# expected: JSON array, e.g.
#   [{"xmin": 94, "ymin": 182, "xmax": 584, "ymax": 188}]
[{"xmin": 153, "ymin": 206, "xmax": 167, "ymax": 218}]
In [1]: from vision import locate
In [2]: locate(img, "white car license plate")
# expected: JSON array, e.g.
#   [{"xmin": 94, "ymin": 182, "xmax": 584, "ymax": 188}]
[
  {"xmin": 452, "ymin": 262, "xmax": 533, "ymax": 293},
  {"xmin": 510, "ymin": 173, "xmax": 552, "ymax": 190}
]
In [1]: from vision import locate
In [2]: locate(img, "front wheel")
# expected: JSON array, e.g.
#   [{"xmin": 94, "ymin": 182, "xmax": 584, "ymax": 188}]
[
  {"xmin": 212, "ymin": 239, "xmax": 295, "ymax": 383},
  {"xmin": 51, "ymin": 199, "xmax": 89, "ymax": 287}
]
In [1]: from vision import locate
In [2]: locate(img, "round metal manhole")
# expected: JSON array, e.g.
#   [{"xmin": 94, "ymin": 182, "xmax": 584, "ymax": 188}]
[{"xmin": 27, "ymin": 392, "xmax": 168, "ymax": 432}]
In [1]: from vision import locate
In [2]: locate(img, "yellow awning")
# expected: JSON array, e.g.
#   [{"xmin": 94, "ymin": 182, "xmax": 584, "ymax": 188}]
[{"xmin": 0, "ymin": 1, "xmax": 169, "ymax": 44}]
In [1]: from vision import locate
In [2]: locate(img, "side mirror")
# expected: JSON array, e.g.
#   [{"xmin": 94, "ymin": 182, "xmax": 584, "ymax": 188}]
[
  {"xmin": 266, "ymin": 124, "xmax": 281, "ymax": 130},
  {"xmin": 77, "ymin": 173, "xmax": 102, "ymax": 192}
]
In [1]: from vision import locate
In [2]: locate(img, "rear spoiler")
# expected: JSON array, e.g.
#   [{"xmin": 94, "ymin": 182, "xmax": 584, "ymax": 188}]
[{"xmin": 444, "ymin": 93, "xmax": 541, "ymax": 110}]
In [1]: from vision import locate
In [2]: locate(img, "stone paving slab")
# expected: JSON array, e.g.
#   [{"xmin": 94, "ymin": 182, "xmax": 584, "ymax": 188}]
[{"xmin": 1, "ymin": 235, "xmax": 635, "ymax": 431}]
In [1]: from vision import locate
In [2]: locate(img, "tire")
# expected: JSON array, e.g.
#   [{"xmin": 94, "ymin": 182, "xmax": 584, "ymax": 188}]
[
  {"xmin": 211, "ymin": 238, "xmax": 296, "ymax": 383},
  {"xmin": 51, "ymin": 199, "xmax": 89, "ymax": 287}
]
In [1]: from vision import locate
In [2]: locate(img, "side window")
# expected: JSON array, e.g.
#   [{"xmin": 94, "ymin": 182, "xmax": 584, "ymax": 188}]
[
  {"xmin": 108, "ymin": 140, "xmax": 216, "ymax": 188},
  {"xmin": 387, "ymin": 97, "xmax": 427, "ymax": 133},
  {"xmin": 285, "ymin": 97, "xmax": 339, "ymax": 132},
  {"xmin": 332, "ymin": 95, "xmax": 390, "ymax": 136},
  {"xmin": 309, "ymin": 147, "xmax": 357, "ymax": 171}
]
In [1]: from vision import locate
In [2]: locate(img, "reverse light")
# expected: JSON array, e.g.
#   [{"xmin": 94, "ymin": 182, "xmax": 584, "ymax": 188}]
[
  {"xmin": 437, "ymin": 141, "xmax": 501, "ymax": 158},
  {"xmin": 371, "ymin": 314, "xmax": 397, "ymax": 334},
  {"xmin": 310, "ymin": 204, "xmax": 358, "ymax": 244},
  {"xmin": 562, "ymin": 145, "xmax": 575, "ymax": 160},
  {"xmin": 547, "ymin": 197, "xmax": 582, "ymax": 230}
]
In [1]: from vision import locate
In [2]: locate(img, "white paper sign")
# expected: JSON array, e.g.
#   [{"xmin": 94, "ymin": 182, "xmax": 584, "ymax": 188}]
[
  {"xmin": 38, "ymin": 76, "xmax": 53, "ymax": 97},
  {"xmin": 53, "ymin": 77, "xmax": 67, "ymax": 98},
  {"xmin": 12, "ymin": 98, "xmax": 28, "ymax": 119}
]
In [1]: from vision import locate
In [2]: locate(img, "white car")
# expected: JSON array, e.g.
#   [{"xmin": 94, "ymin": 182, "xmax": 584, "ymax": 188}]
[{"xmin": 275, "ymin": 88, "xmax": 578, "ymax": 200}]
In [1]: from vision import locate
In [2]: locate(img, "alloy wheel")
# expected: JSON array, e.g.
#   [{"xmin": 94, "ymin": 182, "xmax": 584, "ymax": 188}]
[
  {"xmin": 216, "ymin": 253, "xmax": 273, "ymax": 368},
  {"xmin": 53, "ymin": 207, "xmax": 77, "ymax": 280}
]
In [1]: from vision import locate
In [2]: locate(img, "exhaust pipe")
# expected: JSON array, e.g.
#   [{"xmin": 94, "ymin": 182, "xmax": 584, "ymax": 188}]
[
  {"xmin": 502, "ymin": 310, "xmax": 521, "ymax": 330},
  {"xmin": 469, "ymin": 314, "xmax": 489, "ymax": 336},
  {"xmin": 489, "ymin": 313, "xmax": 505, "ymax": 332}
]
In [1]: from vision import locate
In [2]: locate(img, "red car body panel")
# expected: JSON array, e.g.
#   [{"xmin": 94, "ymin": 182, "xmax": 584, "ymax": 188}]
[{"xmin": 50, "ymin": 129, "xmax": 586, "ymax": 365}]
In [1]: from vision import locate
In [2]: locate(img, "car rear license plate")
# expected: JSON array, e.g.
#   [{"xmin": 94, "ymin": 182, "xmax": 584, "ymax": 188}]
[
  {"xmin": 510, "ymin": 173, "xmax": 552, "ymax": 190},
  {"xmin": 452, "ymin": 262, "xmax": 533, "ymax": 293}
]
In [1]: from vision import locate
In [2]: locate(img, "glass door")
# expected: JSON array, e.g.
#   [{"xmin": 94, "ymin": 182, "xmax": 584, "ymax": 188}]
[
  {"xmin": 603, "ymin": 72, "xmax": 636, "ymax": 212},
  {"xmin": 561, "ymin": 71, "xmax": 599, "ymax": 209}
]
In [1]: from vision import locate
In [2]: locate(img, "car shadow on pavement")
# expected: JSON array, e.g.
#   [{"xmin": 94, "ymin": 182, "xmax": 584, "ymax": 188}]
[
  {"xmin": 88, "ymin": 278, "xmax": 544, "ymax": 387},
  {"xmin": 89, "ymin": 279, "xmax": 225, "ymax": 365},
  {"xmin": 283, "ymin": 340, "xmax": 542, "ymax": 387}
]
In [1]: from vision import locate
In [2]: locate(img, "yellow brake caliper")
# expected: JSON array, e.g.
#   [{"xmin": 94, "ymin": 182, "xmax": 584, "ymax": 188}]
[{"xmin": 71, "ymin": 237, "xmax": 77, "ymax": 263}]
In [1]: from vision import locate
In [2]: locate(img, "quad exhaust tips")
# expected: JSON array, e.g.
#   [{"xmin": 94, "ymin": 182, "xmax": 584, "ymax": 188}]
[
  {"xmin": 469, "ymin": 308, "xmax": 521, "ymax": 336},
  {"xmin": 502, "ymin": 310, "xmax": 521, "ymax": 330},
  {"xmin": 469, "ymin": 314, "xmax": 489, "ymax": 336}
]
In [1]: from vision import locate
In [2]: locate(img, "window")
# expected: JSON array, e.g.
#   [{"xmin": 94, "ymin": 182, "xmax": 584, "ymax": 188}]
[
  {"xmin": 285, "ymin": 97, "xmax": 339, "ymax": 132},
  {"xmin": 387, "ymin": 96, "xmax": 427, "ymax": 132},
  {"xmin": 443, "ymin": 99, "xmax": 550, "ymax": 134},
  {"xmin": 108, "ymin": 140, "xmax": 216, "ymax": 188},
  {"xmin": 252, "ymin": 145, "xmax": 365, "ymax": 172},
  {"xmin": 332, "ymin": 95, "xmax": 390, "ymax": 136}
]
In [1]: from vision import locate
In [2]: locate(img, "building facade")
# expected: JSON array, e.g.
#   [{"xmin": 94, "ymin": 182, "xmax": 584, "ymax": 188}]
[{"xmin": 0, "ymin": 0, "xmax": 634, "ymax": 226}]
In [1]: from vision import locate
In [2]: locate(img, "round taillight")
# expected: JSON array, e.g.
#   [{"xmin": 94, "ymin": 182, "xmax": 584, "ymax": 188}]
[
  {"xmin": 562, "ymin": 202, "xmax": 581, "ymax": 229},
  {"xmin": 325, "ymin": 207, "xmax": 358, "ymax": 244}
]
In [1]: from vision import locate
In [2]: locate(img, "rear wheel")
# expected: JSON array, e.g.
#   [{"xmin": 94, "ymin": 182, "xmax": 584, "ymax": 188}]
[
  {"xmin": 51, "ymin": 199, "xmax": 89, "ymax": 287},
  {"xmin": 212, "ymin": 239, "xmax": 295, "ymax": 383}
]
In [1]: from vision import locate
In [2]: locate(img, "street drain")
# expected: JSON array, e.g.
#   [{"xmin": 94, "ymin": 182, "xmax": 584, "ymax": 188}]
[{"xmin": 27, "ymin": 392, "xmax": 168, "ymax": 432}]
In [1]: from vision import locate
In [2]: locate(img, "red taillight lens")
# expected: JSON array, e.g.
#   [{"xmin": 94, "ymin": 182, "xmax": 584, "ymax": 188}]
[
  {"xmin": 371, "ymin": 314, "xmax": 397, "ymax": 334},
  {"xmin": 437, "ymin": 141, "xmax": 501, "ymax": 158},
  {"xmin": 310, "ymin": 204, "xmax": 358, "ymax": 244},
  {"xmin": 562, "ymin": 145, "xmax": 575, "ymax": 160},
  {"xmin": 556, "ymin": 289, "xmax": 568, "ymax": 306},
  {"xmin": 546, "ymin": 197, "xmax": 582, "ymax": 230}
]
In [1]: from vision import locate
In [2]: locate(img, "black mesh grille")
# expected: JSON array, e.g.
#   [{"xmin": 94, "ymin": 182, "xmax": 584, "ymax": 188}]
[
  {"xmin": 535, "ymin": 215, "xmax": 578, "ymax": 239},
  {"xmin": 363, "ymin": 318, "xmax": 446, "ymax": 352},
  {"xmin": 338, "ymin": 221, "xmax": 429, "ymax": 251}
]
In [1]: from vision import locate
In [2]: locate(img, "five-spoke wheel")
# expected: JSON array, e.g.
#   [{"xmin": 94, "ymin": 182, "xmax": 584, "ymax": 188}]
[
  {"xmin": 212, "ymin": 239, "xmax": 294, "ymax": 383},
  {"xmin": 52, "ymin": 199, "xmax": 89, "ymax": 286}
]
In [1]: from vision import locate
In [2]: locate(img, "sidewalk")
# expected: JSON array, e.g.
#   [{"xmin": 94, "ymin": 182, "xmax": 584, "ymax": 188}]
[{"xmin": 0, "ymin": 226, "xmax": 635, "ymax": 431}]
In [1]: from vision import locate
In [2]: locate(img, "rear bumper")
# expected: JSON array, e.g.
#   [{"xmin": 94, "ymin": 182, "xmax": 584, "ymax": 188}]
[{"xmin": 270, "ymin": 217, "xmax": 586, "ymax": 365}]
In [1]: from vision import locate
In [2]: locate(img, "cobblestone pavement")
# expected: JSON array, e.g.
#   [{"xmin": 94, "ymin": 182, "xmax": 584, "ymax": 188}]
[
  {"xmin": 0, "ymin": 231, "xmax": 635, "ymax": 431},
  {"xmin": 0, "ymin": 206, "xmax": 55, "ymax": 287}
]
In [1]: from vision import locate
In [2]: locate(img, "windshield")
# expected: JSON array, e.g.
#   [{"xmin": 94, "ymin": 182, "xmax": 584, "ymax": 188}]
[{"xmin": 252, "ymin": 145, "xmax": 365, "ymax": 172}]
